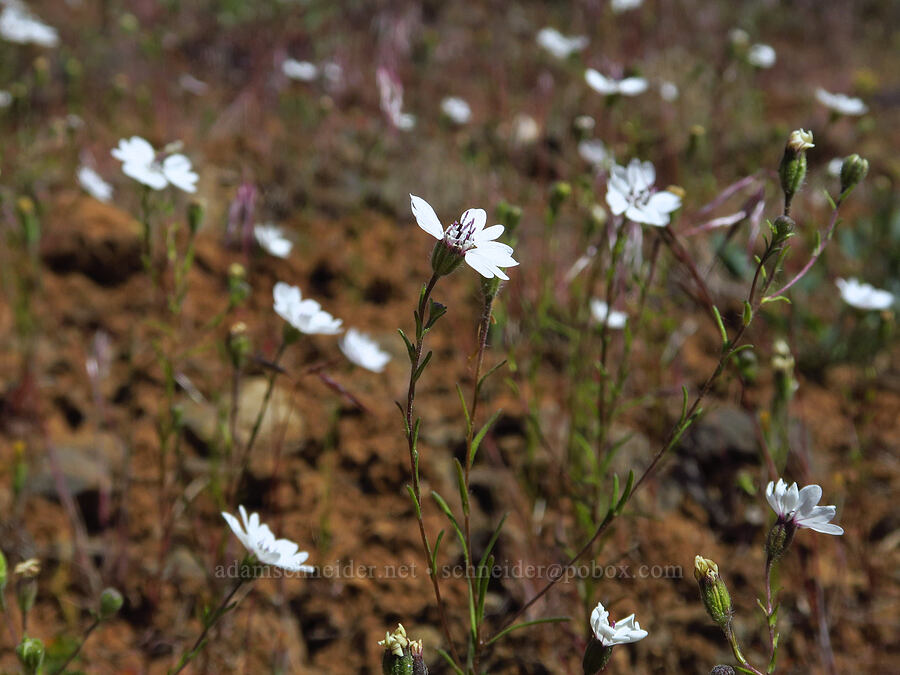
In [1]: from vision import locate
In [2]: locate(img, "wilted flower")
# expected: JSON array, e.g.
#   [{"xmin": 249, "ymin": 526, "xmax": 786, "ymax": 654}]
[
  {"xmin": 747, "ymin": 43, "xmax": 776, "ymax": 68},
  {"xmin": 766, "ymin": 478, "xmax": 844, "ymax": 535},
  {"xmin": 340, "ymin": 329, "xmax": 391, "ymax": 373},
  {"xmin": 590, "ymin": 601, "xmax": 648, "ymax": 646},
  {"xmin": 282, "ymin": 58, "xmax": 318, "ymax": 82},
  {"xmin": 585, "ymin": 69, "xmax": 648, "ymax": 96},
  {"xmin": 440, "ymin": 96, "xmax": 471, "ymax": 124},
  {"xmin": 222, "ymin": 505, "xmax": 314, "ymax": 572},
  {"xmin": 0, "ymin": 3, "xmax": 58, "ymax": 47},
  {"xmin": 606, "ymin": 159, "xmax": 681, "ymax": 226},
  {"xmin": 611, "ymin": 0, "xmax": 643, "ymax": 13},
  {"xmin": 578, "ymin": 139, "xmax": 612, "ymax": 169},
  {"xmin": 590, "ymin": 299, "xmax": 627, "ymax": 329},
  {"xmin": 377, "ymin": 67, "xmax": 415, "ymax": 130},
  {"xmin": 659, "ymin": 80, "xmax": 679, "ymax": 102},
  {"xmin": 111, "ymin": 136, "xmax": 198, "ymax": 193},
  {"xmin": 410, "ymin": 194, "xmax": 518, "ymax": 280},
  {"xmin": 254, "ymin": 223, "xmax": 293, "ymax": 258},
  {"xmin": 273, "ymin": 282, "xmax": 343, "ymax": 335},
  {"xmin": 694, "ymin": 556, "xmax": 732, "ymax": 629},
  {"xmin": 536, "ymin": 27, "xmax": 588, "ymax": 59},
  {"xmin": 815, "ymin": 87, "xmax": 868, "ymax": 116},
  {"xmin": 836, "ymin": 278, "xmax": 894, "ymax": 311},
  {"xmin": 77, "ymin": 166, "xmax": 113, "ymax": 203}
]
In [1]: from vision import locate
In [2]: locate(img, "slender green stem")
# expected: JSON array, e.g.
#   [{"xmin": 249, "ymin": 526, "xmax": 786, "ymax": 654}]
[
  {"xmin": 51, "ymin": 618, "xmax": 100, "ymax": 675},
  {"xmin": 725, "ymin": 623, "xmax": 764, "ymax": 675},
  {"xmin": 169, "ymin": 580, "xmax": 246, "ymax": 675}
]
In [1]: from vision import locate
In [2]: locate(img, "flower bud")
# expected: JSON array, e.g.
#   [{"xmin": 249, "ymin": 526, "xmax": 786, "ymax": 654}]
[
  {"xmin": 779, "ymin": 129, "xmax": 813, "ymax": 211},
  {"xmin": 694, "ymin": 556, "xmax": 732, "ymax": 629},
  {"xmin": 99, "ymin": 587, "xmax": 124, "ymax": 620},
  {"xmin": 582, "ymin": 636, "xmax": 613, "ymax": 674},
  {"xmin": 187, "ymin": 201, "xmax": 204, "ymax": 235},
  {"xmin": 496, "ymin": 201, "xmax": 522, "ymax": 236},
  {"xmin": 765, "ymin": 518, "xmax": 796, "ymax": 565},
  {"xmin": 710, "ymin": 666, "xmax": 736, "ymax": 675},
  {"xmin": 227, "ymin": 262, "xmax": 250, "ymax": 307},
  {"xmin": 839, "ymin": 154, "xmax": 868, "ymax": 194},
  {"xmin": 227, "ymin": 322, "xmax": 252, "ymax": 369},
  {"xmin": 17, "ymin": 579, "xmax": 37, "ymax": 617},
  {"xmin": 771, "ymin": 215, "xmax": 795, "ymax": 246},
  {"xmin": 548, "ymin": 181, "xmax": 572, "ymax": 218},
  {"xmin": 379, "ymin": 624, "xmax": 427, "ymax": 675},
  {"xmin": 16, "ymin": 637, "xmax": 45, "ymax": 674}
]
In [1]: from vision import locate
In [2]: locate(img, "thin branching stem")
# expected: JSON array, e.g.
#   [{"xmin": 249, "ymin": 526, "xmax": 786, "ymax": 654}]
[{"xmin": 51, "ymin": 618, "xmax": 100, "ymax": 675}]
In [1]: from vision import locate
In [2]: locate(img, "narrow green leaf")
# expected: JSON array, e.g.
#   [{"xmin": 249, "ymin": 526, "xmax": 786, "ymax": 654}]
[
  {"xmin": 435, "ymin": 648, "xmax": 465, "ymax": 675},
  {"xmin": 616, "ymin": 470, "xmax": 635, "ymax": 513},
  {"xmin": 486, "ymin": 616, "xmax": 570, "ymax": 646},
  {"xmin": 712, "ymin": 305, "xmax": 728, "ymax": 346},
  {"xmin": 413, "ymin": 350, "xmax": 433, "ymax": 382},
  {"xmin": 470, "ymin": 409, "xmax": 502, "ymax": 466},
  {"xmin": 476, "ymin": 359, "xmax": 508, "ymax": 395},
  {"xmin": 397, "ymin": 328, "xmax": 415, "ymax": 364},
  {"xmin": 431, "ymin": 491, "xmax": 468, "ymax": 564},
  {"xmin": 680, "ymin": 385, "xmax": 689, "ymax": 422},
  {"xmin": 823, "ymin": 189, "xmax": 836, "ymax": 210},
  {"xmin": 454, "ymin": 458, "xmax": 469, "ymax": 516},
  {"xmin": 478, "ymin": 513, "xmax": 508, "ymax": 570},
  {"xmin": 611, "ymin": 473, "xmax": 620, "ymax": 506},
  {"xmin": 742, "ymin": 301, "xmax": 753, "ymax": 326},
  {"xmin": 456, "ymin": 383, "xmax": 471, "ymax": 436},
  {"xmin": 406, "ymin": 485, "xmax": 421, "ymax": 518},
  {"xmin": 432, "ymin": 530, "xmax": 445, "ymax": 572}
]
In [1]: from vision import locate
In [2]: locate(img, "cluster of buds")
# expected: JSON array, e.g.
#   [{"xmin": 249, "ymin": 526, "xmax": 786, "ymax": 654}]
[{"xmin": 379, "ymin": 624, "xmax": 428, "ymax": 675}]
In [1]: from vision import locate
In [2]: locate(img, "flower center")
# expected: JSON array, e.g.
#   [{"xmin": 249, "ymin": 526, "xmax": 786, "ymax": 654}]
[{"xmin": 443, "ymin": 215, "xmax": 477, "ymax": 253}]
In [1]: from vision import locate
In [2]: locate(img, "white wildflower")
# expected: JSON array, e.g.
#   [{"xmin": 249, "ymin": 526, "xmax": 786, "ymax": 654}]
[
  {"xmin": 339, "ymin": 329, "xmax": 391, "ymax": 373},
  {"xmin": 222, "ymin": 505, "xmax": 314, "ymax": 572},
  {"xmin": 815, "ymin": 88, "xmax": 868, "ymax": 116},
  {"xmin": 836, "ymin": 277, "xmax": 894, "ymax": 311},
  {"xmin": 590, "ymin": 299, "xmax": 627, "ymax": 329},
  {"xmin": 111, "ymin": 136, "xmax": 198, "ymax": 193},
  {"xmin": 747, "ymin": 43, "xmax": 776, "ymax": 68},
  {"xmin": 766, "ymin": 479, "xmax": 844, "ymax": 535},
  {"xmin": 273, "ymin": 282, "xmax": 342, "ymax": 335},
  {"xmin": 590, "ymin": 601, "xmax": 648, "ymax": 646},
  {"xmin": 0, "ymin": 3, "xmax": 58, "ymax": 47},
  {"xmin": 441, "ymin": 96, "xmax": 471, "ymax": 125},
  {"xmin": 536, "ymin": 27, "xmax": 588, "ymax": 59},
  {"xmin": 282, "ymin": 59, "xmax": 318, "ymax": 82},
  {"xmin": 606, "ymin": 158, "xmax": 681, "ymax": 226},
  {"xmin": 77, "ymin": 166, "xmax": 113, "ymax": 203},
  {"xmin": 585, "ymin": 68, "xmax": 648, "ymax": 96},
  {"xmin": 254, "ymin": 224, "xmax": 293, "ymax": 259}
]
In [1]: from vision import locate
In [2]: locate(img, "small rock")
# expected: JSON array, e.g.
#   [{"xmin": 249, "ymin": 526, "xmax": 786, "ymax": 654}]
[{"xmin": 30, "ymin": 433, "xmax": 124, "ymax": 498}]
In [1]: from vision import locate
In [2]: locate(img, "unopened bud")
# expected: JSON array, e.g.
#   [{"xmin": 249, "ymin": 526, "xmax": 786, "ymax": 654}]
[
  {"xmin": 17, "ymin": 578, "xmax": 37, "ymax": 617},
  {"xmin": 496, "ymin": 201, "xmax": 522, "ymax": 236},
  {"xmin": 694, "ymin": 556, "xmax": 732, "ymax": 629},
  {"xmin": 16, "ymin": 637, "xmax": 44, "ymax": 674},
  {"xmin": 227, "ymin": 263, "xmax": 250, "ymax": 307},
  {"xmin": 549, "ymin": 181, "xmax": 572, "ymax": 217},
  {"xmin": 771, "ymin": 215, "xmax": 795, "ymax": 245},
  {"xmin": 430, "ymin": 239, "xmax": 466, "ymax": 277},
  {"xmin": 710, "ymin": 666, "xmax": 736, "ymax": 675},
  {"xmin": 839, "ymin": 154, "xmax": 868, "ymax": 195},
  {"xmin": 227, "ymin": 322, "xmax": 252, "ymax": 368},
  {"xmin": 582, "ymin": 637, "xmax": 613, "ymax": 674},
  {"xmin": 779, "ymin": 130, "xmax": 813, "ymax": 211},
  {"xmin": 99, "ymin": 587, "xmax": 124, "ymax": 619}
]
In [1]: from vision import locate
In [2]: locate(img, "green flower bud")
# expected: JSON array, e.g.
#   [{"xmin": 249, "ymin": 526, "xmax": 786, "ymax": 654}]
[
  {"xmin": 227, "ymin": 322, "xmax": 252, "ymax": 369},
  {"xmin": 839, "ymin": 154, "xmax": 869, "ymax": 195},
  {"xmin": 496, "ymin": 201, "xmax": 522, "ymax": 236},
  {"xmin": 227, "ymin": 262, "xmax": 250, "ymax": 307},
  {"xmin": 765, "ymin": 518, "xmax": 796, "ymax": 565},
  {"xmin": 430, "ymin": 239, "xmax": 467, "ymax": 277},
  {"xmin": 779, "ymin": 129, "xmax": 813, "ymax": 211},
  {"xmin": 710, "ymin": 666, "xmax": 736, "ymax": 675},
  {"xmin": 17, "ymin": 579, "xmax": 37, "ymax": 617},
  {"xmin": 548, "ymin": 181, "xmax": 572, "ymax": 218},
  {"xmin": 694, "ymin": 556, "xmax": 732, "ymax": 629},
  {"xmin": 16, "ymin": 637, "xmax": 45, "ymax": 674},
  {"xmin": 582, "ymin": 636, "xmax": 614, "ymax": 674},
  {"xmin": 99, "ymin": 587, "xmax": 124, "ymax": 620},
  {"xmin": 771, "ymin": 215, "xmax": 795, "ymax": 246}
]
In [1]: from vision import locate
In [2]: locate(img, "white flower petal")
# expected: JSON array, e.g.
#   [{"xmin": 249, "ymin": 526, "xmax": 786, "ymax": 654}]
[{"xmin": 410, "ymin": 194, "xmax": 444, "ymax": 240}]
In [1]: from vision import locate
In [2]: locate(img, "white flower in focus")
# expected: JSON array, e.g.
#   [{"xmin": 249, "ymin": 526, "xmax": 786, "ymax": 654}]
[
  {"xmin": 766, "ymin": 479, "xmax": 844, "ymax": 535},
  {"xmin": 0, "ymin": 4, "xmax": 58, "ymax": 47},
  {"xmin": 410, "ymin": 194, "xmax": 519, "ymax": 280},
  {"xmin": 536, "ymin": 27, "xmax": 588, "ymax": 59},
  {"xmin": 585, "ymin": 69, "xmax": 648, "ymax": 96},
  {"xmin": 377, "ymin": 67, "xmax": 415, "ymax": 131},
  {"xmin": 827, "ymin": 157, "xmax": 844, "ymax": 177},
  {"xmin": 222, "ymin": 505, "xmax": 314, "ymax": 572},
  {"xmin": 611, "ymin": 0, "xmax": 643, "ymax": 13},
  {"xmin": 606, "ymin": 158, "xmax": 682, "ymax": 226},
  {"xmin": 578, "ymin": 139, "xmax": 611, "ymax": 169},
  {"xmin": 836, "ymin": 277, "xmax": 894, "ymax": 311},
  {"xmin": 441, "ymin": 96, "xmax": 471, "ymax": 125},
  {"xmin": 254, "ymin": 224, "xmax": 293, "ymax": 258},
  {"xmin": 77, "ymin": 166, "xmax": 113, "ymax": 203},
  {"xmin": 111, "ymin": 136, "xmax": 198, "ymax": 193},
  {"xmin": 590, "ymin": 299, "xmax": 627, "ymax": 329},
  {"xmin": 590, "ymin": 601, "xmax": 648, "ymax": 646},
  {"xmin": 0, "ymin": 89, "xmax": 11, "ymax": 108},
  {"xmin": 815, "ymin": 88, "xmax": 868, "ymax": 116},
  {"xmin": 747, "ymin": 43, "xmax": 776, "ymax": 68},
  {"xmin": 273, "ymin": 282, "xmax": 343, "ymax": 335},
  {"xmin": 282, "ymin": 58, "xmax": 318, "ymax": 82},
  {"xmin": 659, "ymin": 80, "xmax": 679, "ymax": 102},
  {"xmin": 340, "ymin": 328, "xmax": 391, "ymax": 373}
]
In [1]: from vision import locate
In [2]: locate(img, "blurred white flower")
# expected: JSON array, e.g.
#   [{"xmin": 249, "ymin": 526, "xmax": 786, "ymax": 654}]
[
  {"xmin": 585, "ymin": 69, "xmax": 648, "ymax": 96},
  {"xmin": 729, "ymin": 28, "xmax": 750, "ymax": 48},
  {"xmin": 536, "ymin": 27, "xmax": 588, "ymax": 59},
  {"xmin": 441, "ymin": 96, "xmax": 471, "ymax": 125},
  {"xmin": 0, "ymin": 3, "xmax": 58, "ymax": 47},
  {"xmin": 815, "ymin": 88, "xmax": 868, "ymax": 116},
  {"xmin": 590, "ymin": 601, "xmax": 648, "ymax": 646},
  {"xmin": 0, "ymin": 89, "xmax": 11, "ymax": 108},
  {"xmin": 611, "ymin": 0, "xmax": 643, "ymax": 13},
  {"xmin": 410, "ymin": 194, "xmax": 519, "ymax": 280},
  {"xmin": 111, "ymin": 136, "xmax": 198, "ymax": 193},
  {"xmin": 606, "ymin": 158, "xmax": 681, "ymax": 226},
  {"xmin": 77, "ymin": 166, "xmax": 113, "ymax": 203},
  {"xmin": 590, "ymin": 299, "xmax": 627, "ymax": 329},
  {"xmin": 578, "ymin": 139, "xmax": 611, "ymax": 169},
  {"xmin": 826, "ymin": 157, "xmax": 844, "ymax": 177},
  {"xmin": 377, "ymin": 66, "xmax": 415, "ymax": 130},
  {"xmin": 178, "ymin": 73, "xmax": 208, "ymax": 95},
  {"xmin": 836, "ymin": 277, "xmax": 894, "ymax": 311},
  {"xmin": 273, "ymin": 282, "xmax": 343, "ymax": 335},
  {"xmin": 222, "ymin": 505, "xmax": 315, "ymax": 572},
  {"xmin": 511, "ymin": 113, "xmax": 540, "ymax": 146},
  {"xmin": 747, "ymin": 43, "xmax": 776, "ymax": 68},
  {"xmin": 340, "ymin": 328, "xmax": 391, "ymax": 372},
  {"xmin": 766, "ymin": 479, "xmax": 844, "ymax": 535},
  {"xmin": 322, "ymin": 61, "xmax": 343, "ymax": 86},
  {"xmin": 254, "ymin": 224, "xmax": 293, "ymax": 258},
  {"xmin": 659, "ymin": 80, "xmax": 679, "ymax": 102},
  {"xmin": 282, "ymin": 58, "xmax": 318, "ymax": 82}
]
